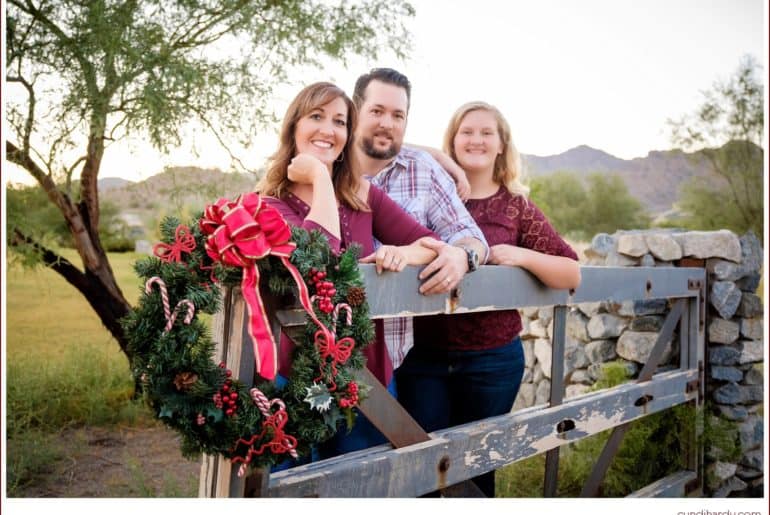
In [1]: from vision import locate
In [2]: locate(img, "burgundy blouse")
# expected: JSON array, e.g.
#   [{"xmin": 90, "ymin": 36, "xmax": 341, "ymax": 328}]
[
  {"xmin": 414, "ymin": 186, "xmax": 578, "ymax": 351},
  {"xmin": 264, "ymin": 184, "xmax": 437, "ymax": 385}
]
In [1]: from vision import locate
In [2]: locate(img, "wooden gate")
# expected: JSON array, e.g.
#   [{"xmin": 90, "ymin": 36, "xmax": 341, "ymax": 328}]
[{"xmin": 199, "ymin": 264, "xmax": 706, "ymax": 498}]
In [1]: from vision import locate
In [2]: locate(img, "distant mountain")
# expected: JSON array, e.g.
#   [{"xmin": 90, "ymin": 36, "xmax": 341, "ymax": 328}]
[
  {"xmin": 100, "ymin": 166, "xmax": 257, "ymax": 223},
  {"xmin": 98, "ymin": 177, "xmax": 134, "ymax": 191},
  {"xmin": 522, "ymin": 145, "xmax": 719, "ymax": 217},
  {"xmin": 100, "ymin": 144, "xmax": 740, "ymax": 224}
]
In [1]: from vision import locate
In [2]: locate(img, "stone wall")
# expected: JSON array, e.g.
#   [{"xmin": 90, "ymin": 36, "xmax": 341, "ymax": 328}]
[{"xmin": 510, "ymin": 228, "xmax": 764, "ymax": 497}]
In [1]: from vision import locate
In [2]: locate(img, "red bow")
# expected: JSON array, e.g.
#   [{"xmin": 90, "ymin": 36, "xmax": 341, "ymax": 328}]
[
  {"xmin": 314, "ymin": 330, "xmax": 355, "ymax": 391},
  {"xmin": 200, "ymin": 192, "xmax": 331, "ymax": 380},
  {"xmin": 153, "ymin": 224, "xmax": 196, "ymax": 263},
  {"xmin": 230, "ymin": 400, "xmax": 298, "ymax": 473}
]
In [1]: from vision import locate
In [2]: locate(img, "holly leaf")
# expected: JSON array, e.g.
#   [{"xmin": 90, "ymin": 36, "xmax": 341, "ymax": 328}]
[
  {"xmin": 344, "ymin": 407, "xmax": 356, "ymax": 432},
  {"xmin": 321, "ymin": 406, "xmax": 343, "ymax": 431},
  {"xmin": 303, "ymin": 383, "xmax": 333, "ymax": 412}
]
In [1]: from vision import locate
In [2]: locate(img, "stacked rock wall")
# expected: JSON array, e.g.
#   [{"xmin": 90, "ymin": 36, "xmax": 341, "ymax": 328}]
[{"xmin": 510, "ymin": 229, "xmax": 764, "ymax": 497}]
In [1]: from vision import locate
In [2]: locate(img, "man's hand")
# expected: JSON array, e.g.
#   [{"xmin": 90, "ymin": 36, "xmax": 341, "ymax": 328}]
[{"xmin": 417, "ymin": 239, "xmax": 468, "ymax": 294}]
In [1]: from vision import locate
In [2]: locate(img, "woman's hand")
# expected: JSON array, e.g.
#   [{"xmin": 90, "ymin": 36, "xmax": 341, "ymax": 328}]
[
  {"xmin": 287, "ymin": 153, "xmax": 329, "ymax": 185},
  {"xmin": 454, "ymin": 169, "xmax": 471, "ymax": 201},
  {"xmin": 488, "ymin": 244, "xmax": 524, "ymax": 266},
  {"xmin": 360, "ymin": 245, "xmax": 409, "ymax": 274}
]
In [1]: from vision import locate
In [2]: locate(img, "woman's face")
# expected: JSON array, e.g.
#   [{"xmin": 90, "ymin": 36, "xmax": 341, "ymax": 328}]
[
  {"xmin": 452, "ymin": 109, "xmax": 502, "ymax": 175},
  {"xmin": 293, "ymin": 96, "xmax": 348, "ymax": 169}
]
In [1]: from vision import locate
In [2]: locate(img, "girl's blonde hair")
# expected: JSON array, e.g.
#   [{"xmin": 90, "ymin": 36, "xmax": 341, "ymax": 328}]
[
  {"xmin": 257, "ymin": 82, "xmax": 367, "ymax": 211},
  {"xmin": 443, "ymin": 101, "xmax": 529, "ymax": 197}
]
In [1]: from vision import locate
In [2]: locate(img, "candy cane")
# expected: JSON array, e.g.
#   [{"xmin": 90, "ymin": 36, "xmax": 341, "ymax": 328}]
[
  {"xmin": 332, "ymin": 303, "xmax": 352, "ymax": 330},
  {"xmin": 145, "ymin": 276, "xmax": 195, "ymax": 333}
]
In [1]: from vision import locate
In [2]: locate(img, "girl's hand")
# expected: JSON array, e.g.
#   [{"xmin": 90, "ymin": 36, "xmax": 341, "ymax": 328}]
[
  {"xmin": 454, "ymin": 171, "xmax": 471, "ymax": 201},
  {"xmin": 287, "ymin": 153, "xmax": 329, "ymax": 185},
  {"xmin": 360, "ymin": 245, "xmax": 409, "ymax": 274},
  {"xmin": 488, "ymin": 244, "xmax": 525, "ymax": 267}
]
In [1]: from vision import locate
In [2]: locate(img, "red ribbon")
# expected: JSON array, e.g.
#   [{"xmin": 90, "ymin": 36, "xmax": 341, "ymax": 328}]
[
  {"xmin": 153, "ymin": 224, "xmax": 196, "ymax": 263},
  {"xmin": 200, "ymin": 192, "xmax": 332, "ymax": 380},
  {"xmin": 230, "ymin": 400, "xmax": 298, "ymax": 473},
  {"xmin": 313, "ymin": 330, "xmax": 355, "ymax": 391}
]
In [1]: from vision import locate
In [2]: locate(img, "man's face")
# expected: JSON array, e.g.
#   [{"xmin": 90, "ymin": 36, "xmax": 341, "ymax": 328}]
[{"xmin": 355, "ymin": 80, "xmax": 408, "ymax": 160}]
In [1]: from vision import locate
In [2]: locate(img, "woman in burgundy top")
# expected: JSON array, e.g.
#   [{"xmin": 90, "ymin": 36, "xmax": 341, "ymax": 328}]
[
  {"xmin": 399, "ymin": 101, "xmax": 581, "ymax": 497},
  {"xmin": 257, "ymin": 82, "xmax": 438, "ymax": 456}
]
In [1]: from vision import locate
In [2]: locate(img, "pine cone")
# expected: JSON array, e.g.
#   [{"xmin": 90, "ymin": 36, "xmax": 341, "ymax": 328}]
[
  {"xmin": 173, "ymin": 371, "xmax": 199, "ymax": 391},
  {"xmin": 346, "ymin": 286, "xmax": 366, "ymax": 307}
]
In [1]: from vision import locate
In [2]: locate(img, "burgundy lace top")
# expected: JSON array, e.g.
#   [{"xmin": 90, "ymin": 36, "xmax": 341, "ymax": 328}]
[{"xmin": 414, "ymin": 186, "xmax": 578, "ymax": 351}]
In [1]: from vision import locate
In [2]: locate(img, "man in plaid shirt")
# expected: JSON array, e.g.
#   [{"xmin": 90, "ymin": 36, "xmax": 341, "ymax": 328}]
[{"xmin": 351, "ymin": 68, "xmax": 489, "ymax": 369}]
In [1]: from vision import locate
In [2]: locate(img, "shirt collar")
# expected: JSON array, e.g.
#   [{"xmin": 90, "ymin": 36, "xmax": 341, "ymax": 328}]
[{"xmin": 373, "ymin": 149, "xmax": 409, "ymax": 181}]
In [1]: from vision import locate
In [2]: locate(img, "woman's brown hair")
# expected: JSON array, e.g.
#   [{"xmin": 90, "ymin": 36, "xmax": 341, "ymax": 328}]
[{"xmin": 257, "ymin": 82, "xmax": 367, "ymax": 210}]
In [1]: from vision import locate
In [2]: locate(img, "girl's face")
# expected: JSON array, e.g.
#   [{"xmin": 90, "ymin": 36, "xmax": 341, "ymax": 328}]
[
  {"xmin": 294, "ymin": 96, "xmax": 348, "ymax": 168},
  {"xmin": 452, "ymin": 109, "xmax": 502, "ymax": 175}
]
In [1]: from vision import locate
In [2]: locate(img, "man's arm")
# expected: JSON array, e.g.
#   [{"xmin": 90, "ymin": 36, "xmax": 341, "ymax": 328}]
[{"xmin": 414, "ymin": 153, "xmax": 489, "ymax": 295}]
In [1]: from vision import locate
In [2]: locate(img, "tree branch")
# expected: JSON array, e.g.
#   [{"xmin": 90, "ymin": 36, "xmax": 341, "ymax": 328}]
[{"xmin": 9, "ymin": 228, "xmax": 90, "ymax": 293}]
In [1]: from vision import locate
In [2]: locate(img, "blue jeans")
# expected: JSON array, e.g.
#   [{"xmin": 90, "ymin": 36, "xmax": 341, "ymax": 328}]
[{"xmin": 394, "ymin": 337, "xmax": 525, "ymax": 496}]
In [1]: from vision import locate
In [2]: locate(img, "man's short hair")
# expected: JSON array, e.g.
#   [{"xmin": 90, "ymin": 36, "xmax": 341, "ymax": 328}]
[{"xmin": 353, "ymin": 68, "xmax": 411, "ymax": 110}]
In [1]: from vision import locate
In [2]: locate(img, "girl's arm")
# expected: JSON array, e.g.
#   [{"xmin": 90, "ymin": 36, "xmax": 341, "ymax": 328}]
[
  {"xmin": 405, "ymin": 143, "xmax": 470, "ymax": 201},
  {"xmin": 488, "ymin": 244, "xmax": 581, "ymax": 290}
]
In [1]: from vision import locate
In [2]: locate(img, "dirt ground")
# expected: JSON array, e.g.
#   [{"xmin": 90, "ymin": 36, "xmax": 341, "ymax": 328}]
[{"xmin": 18, "ymin": 425, "xmax": 202, "ymax": 498}]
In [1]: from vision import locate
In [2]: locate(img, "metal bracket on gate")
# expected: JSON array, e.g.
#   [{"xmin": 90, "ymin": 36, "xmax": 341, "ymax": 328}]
[{"xmin": 688, "ymin": 278, "xmax": 706, "ymax": 330}]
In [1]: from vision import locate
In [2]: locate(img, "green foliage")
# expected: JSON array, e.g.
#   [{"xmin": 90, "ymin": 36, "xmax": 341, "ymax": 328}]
[
  {"xmin": 123, "ymin": 213, "xmax": 375, "ymax": 469},
  {"xmin": 6, "ymin": 183, "xmax": 136, "ymax": 255},
  {"xmin": 529, "ymin": 171, "xmax": 650, "ymax": 241},
  {"xmin": 6, "ymin": 0, "xmax": 415, "ymax": 175},
  {"xmin": 668, "ymin": 56, "xmax": 764, "ymax": 240}
]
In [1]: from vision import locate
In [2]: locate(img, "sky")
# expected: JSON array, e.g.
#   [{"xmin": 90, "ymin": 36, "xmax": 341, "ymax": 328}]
[{"xmin": 3, "ymin": 0, "xmax": 767, "ymax": 185}]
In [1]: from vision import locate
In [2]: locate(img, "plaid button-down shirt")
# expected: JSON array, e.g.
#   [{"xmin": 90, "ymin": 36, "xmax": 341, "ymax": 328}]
[{"xmin": 368, "ymin": 146, "xmax": 488, "ymax": 368}]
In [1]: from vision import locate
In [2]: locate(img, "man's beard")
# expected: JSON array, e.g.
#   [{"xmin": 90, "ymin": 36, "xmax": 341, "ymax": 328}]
[{"xmin": 361, "ymin": 135, "xmax": 400, "ymax": 160}]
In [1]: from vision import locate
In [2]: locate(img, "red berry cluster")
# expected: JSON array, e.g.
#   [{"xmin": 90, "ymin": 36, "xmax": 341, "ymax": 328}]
[
  {"xmin": 213, "ymin": 362, "xmax": 239, "ymax": 417},
  {"xmin": 310, "ymin": 268, "xmax": 336, "ymax": 314},
  {"xmin": 338, "ymin": 381, "xmax": 359, "ymax": 409}
]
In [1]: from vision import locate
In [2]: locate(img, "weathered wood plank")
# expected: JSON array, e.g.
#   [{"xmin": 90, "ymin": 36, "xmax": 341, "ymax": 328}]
[
  {"xmin": 268, "ymin": 369, "xmax": 698, "ymax": 497},
  {"xmin": 275, "ymin": 266, "xmax": 705, "ymax": 325},
  {"xmin": 199, "ymin": 287, "xmax": 252, "ymax": 498},
  {"xmin": 544, "ymin": 305, "xmax": 568, "ymax": 497},
  {"xmin": 625, "ymin": 470, "xmax": 697, "ymax": 498}
]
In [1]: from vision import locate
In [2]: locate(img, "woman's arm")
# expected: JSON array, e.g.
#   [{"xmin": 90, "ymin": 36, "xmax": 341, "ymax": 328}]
[
  {"xmin": 287, "ymin": 153, "xmax": 341, "ymax": 239},
  {"xmin": 360, "ymin": 237, "xmax": 439, "ymax": 274},
  {"xmin": 406, "ymin": 143, "xmax": 470, "ymax": 201},
  {"xmin": 488, "ymin": 244, "xmax": 581, "ymax": 289}
]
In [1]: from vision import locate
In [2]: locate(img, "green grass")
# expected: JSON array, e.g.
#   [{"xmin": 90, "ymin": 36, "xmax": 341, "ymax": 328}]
[
  {"xmin": 6, "ymin": 250, "xmax": 147, "ymax": 429},
  {"xmin": 5, "ymin": 250, "xmax": 154, "ymax": 493}
]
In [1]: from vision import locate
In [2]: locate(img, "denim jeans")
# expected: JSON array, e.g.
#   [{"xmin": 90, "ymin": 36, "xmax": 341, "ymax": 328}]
[{"xmin": 394, "ymin": 337, "xmax": 525, "ymax": 497}]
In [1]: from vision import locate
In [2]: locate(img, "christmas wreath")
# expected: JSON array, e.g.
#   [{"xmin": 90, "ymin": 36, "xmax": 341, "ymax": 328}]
[{"xmin": 122, "ymin": 192, "xmax": 374, "ymax": 474}]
